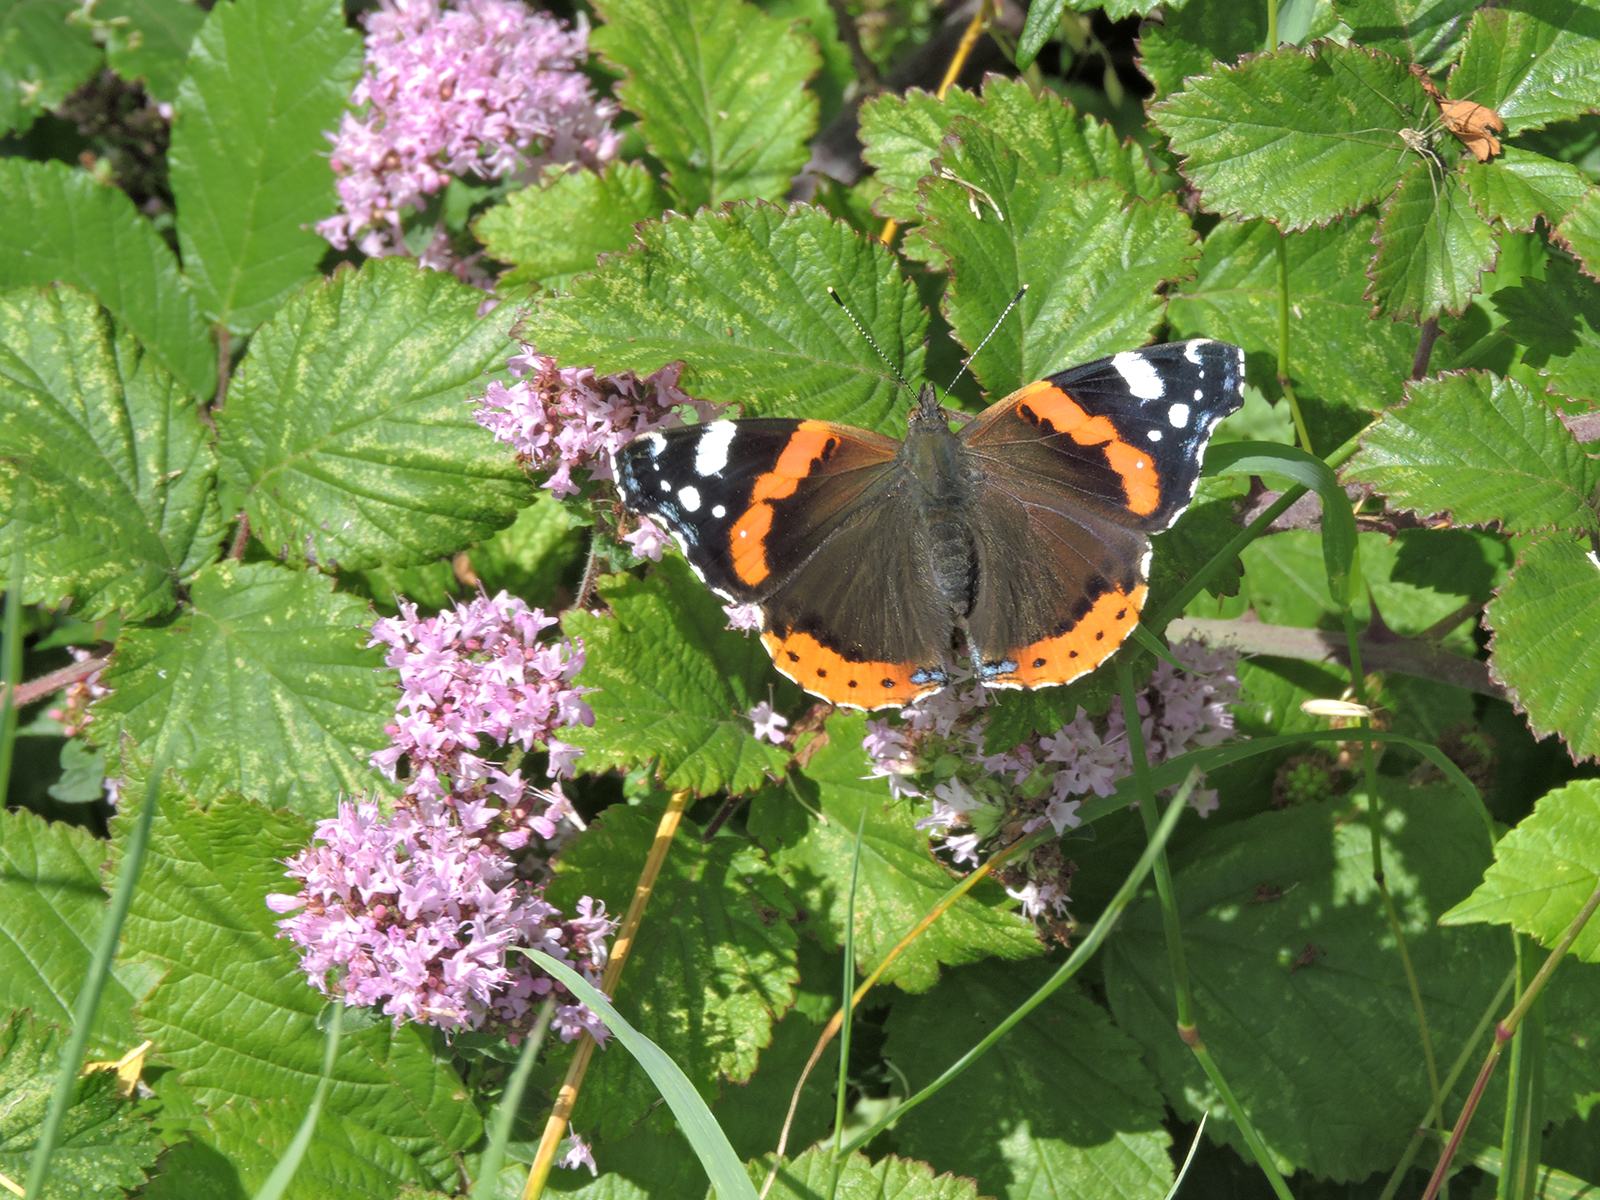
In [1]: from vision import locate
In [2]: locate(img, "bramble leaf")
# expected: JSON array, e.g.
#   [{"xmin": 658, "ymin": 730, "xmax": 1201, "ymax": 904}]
[
  {"xmin": 120, "ymin": 786, "xmax": 481, "ymax": 1188},
  {"xmin": 1465, "ymin": 148, "xmax": 1593, "ymax": 233},
  {"xmin": 1449, "ymin": 3, "xmax": 1600, "ymax": 137},
  {"xmin": 857, "ymin": 85, "xmax": 986, "ymax": 224},
  {"xmin": 1485, "ymin": 534, "xmax": 1600, "ymax": 762},
  {"xmin": 0, "ymin": 160, "xmax": 214, "ymax": 397},
  {"xmin": 883, "ymin": 961, "xmax": 1174, "ymax": 1200},
  {"xmin": 89, "ymin": 561, "xmax": 393, "ymax": 814},
  {"xmin": 1136, "ymin": 2, "xmax": 1265, "ymax": 100},
  {"xmin": 546, "ymin": 803, "xmax": 798, "ymax": 1139},
  {"xmin": 1334, "ymin": 0, "xmax": 1478, "ymax": 71},
  {"xmin": 100, "ymin": 0, "xmax": 207, "ymax": 101},
  {"xmin": 1557, "ymin": 185, "xmax": 1600, "ymax": 279},
  {"xmin": 0, "ymin": 285, "xmax": 223, "ymax": 620},
  {"xmin": 1345, "ymin": 370, "xmax": 1600, "ymax": 533},
  {"xmin": 1367, "ymin": 161, "xmax": 1500, "ymax": 321},
  {"xmin": 475, "ymin": 162, "xmax": 668, "ymax": 292},
  {"xmin": 0, "ymin": 1012, "xmax": 161, "ymax": 1199},
  {"xmin": 591, "ymin": 0, "xmax": 819, "ymax": 211},
  {"xmin": 562, "ymin": 556, "xmax": 800, "ymax": 796},
  {"xmin": 755, "ymin": 711, "xmax": 1041, "ymax": 993},
  {"xmin": 0, "ymin": 807, "xmax": 150, "ymax": 1058},
  {"xmin": 214, "ymin": 259, "xmax": 532, "ymax": 572},
  {"xmin": 919, "ymin": 153, "xmax": 1195, "ymax": 399},
  {"xmin": 1442, "ymin": 779, "xmax": 1600, "ymax": 961},
  {"xmin": 752, "ymin": 1149, "xmax": 981, "ymax": 1200},
  {"xmin": 0, "ymin": 0, "xmax": 101, "ymax": 137},
  {"xmin": 1151, "ymin": 43, "xmax": 1434, "ymax": 231},
  {"xmin": 521, "ymin": 204, "xmax": 927, "ymax": 434},
  {"xmin": 1496, "ymin": 256, "xmax": 1600, "ymax": 405},
  {"xmin": 168, "ymin": 0, "xmax": 361, "ymax": 332}
]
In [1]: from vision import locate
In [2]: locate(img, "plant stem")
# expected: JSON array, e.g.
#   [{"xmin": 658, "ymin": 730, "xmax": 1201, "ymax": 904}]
[
  {"xmin": 0, "ymin": 532, "xmax": 23, "ymax": 804},
  {"xmin": 1412, "ymin": 318, "xmax": 1441, "ymax": 380},
  {"xmin": 1116, "ymin": 660, "xmax": 1294, "ymax": 1200},
  {"xmin": 828, "ymin": 814, "xmax": 867, "ymax": 1200},
  {"xmin": 1150, "ymin": 486, "xmax": 1305, "ymax": 631},
  {"xmin": 1498, "ymin": 936, "xmax": 1545, "ymax": 1200},
  {"xmin": 1266, "ymin": 0, "xmax": 1278, "ymax": 49},
  {"xmin": 471, "ymin": 997, "xmax": 558, "ymax": 1200},
  {"xmin": 1276, "ymin": 234, "xmax": 1314, "ymax": 453},
  {"xmin": 522, "ymin": 789, "xmax": 691, "ymax": 1200}
]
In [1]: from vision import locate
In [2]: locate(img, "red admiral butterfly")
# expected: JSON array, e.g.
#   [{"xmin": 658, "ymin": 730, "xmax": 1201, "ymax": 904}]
[{"xmin": 612, "ymin": 339, "xmax": 1245, "ymax": 710}]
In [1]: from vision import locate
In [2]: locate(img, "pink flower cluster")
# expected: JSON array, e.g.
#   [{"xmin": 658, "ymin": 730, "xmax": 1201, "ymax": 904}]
[
  {"xmin": 316, "ymin": 0, "xmax": 621, "ymax": 258},
  {"xmin": 47, "ymin": 647, "xmax": 109, "ymax": 739},
  {"xmin": 864, "ymin": 643, "xmax": 1240, "ymax": 921},
  {"xmin": 271, "ymin": 592, "xmax": 614, "ymax": 1040}
]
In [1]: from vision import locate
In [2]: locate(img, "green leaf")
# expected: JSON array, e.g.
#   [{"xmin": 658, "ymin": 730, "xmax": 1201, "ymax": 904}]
[
  {"xmin": 1557, "ymin": 185, "xmax": 1600, "ymax": 279},
  {"xmin": 475, "ymin": 162, "xmax": 668, "ymax": 292},
  {"xmin": 0, "ymin": 159, "xmax": 214, "ymax": 396},
  {"xmin": 858, "ymin": 77, "xmax": 1159, "ymax": 226},
  {"xmin": 214, "ymin": 259, "xmax": 533, "ymax": 571},
  {"xmin": 0, "ymin": 284, "xmax": 223, "ymax": 620},
  {"xmin": 120, "ymin": 787, "xmax": 481, "ymax": 1187},
  {"xmin": 0, "ymin": 807, "xmax": 151, "ymax": 1058},
  {"xmin": 99, "ymin": 0, "xmax": 206, "ymax": 101},
  {"xmin": 167, "ymin": 0, "xmax": 361, "ymax": 332},
  {"xmin": 545, "ymin": 803, "xmax": 797, "ymax": 1139},
  {"xmin": 1103, "ymin": 784, "xmax": 1521, "ymax": 1180},
  {"xmin": 1449, "ymin": 3, "xmax": 1600, "ymax": 137},
  {"xmin": 1442, "ymin": 779, "xmax": 1600, "ymax": 961},
  {"xmin": 1368, "ymin": 160, "xmax": 1500, "ymax": 321},
  {"xmin": 468, "ymin": 488, "xmax": 584, "ymax": 602},
  {"xmin": 1465, "ymin": 148, "xmax": 1594, "ymax": 233},
  {"xmin": 757, "ymin": 711, "xmax": 1041, "ymax": 992},
  {"xmin": 0, "ymin": 1012, "xmax": 161, "ymax": 1200},
  {"xmin": 1151, "ymin": 42, "xmax": 1435, "ymax": 231},
  {"xmin": 1485, "ymin": 534, "xmax": 1600, "ymax": 762},
  {"xmin": 521, "ymin": 203, "xmax": 927, "ymax": 434},
  {"xmin": 883, "ymin": 961, "xmax": 1173, "ymax": 1200},
  {"xmin": 0, "ymin": 0, "xmax": 101, "ymax": 137},
  {"xmin": 89, "ymin": 561, "xmax": 393, "ymax": 814},
  {"xmin": 562, "ymin": 557, "xmax": 797, "ymax": 795},
  {"xmin": 919, "ymin": 158, "xmax": 1195, "ymax": 399},
  {"xmin": 978, "ymin": 664, "xmax": 1119, "ymax": 756},
  {"xmin": 591, "ymin": 0, "xmax": 819, "ymax": 211},
  {"xmin": 1334, "ymin": 0, "xmax": 1477, "ymax": 71},
  {"xmin": 1496, "ymin": 255, "xmax": 1600, "ymax": 405},
  {"xmin": 47, "ymin": 738, "xmax": 106, "ymax": 803},
  {"xmin": 1166, "ymin": 215, "xmax": 1416, "ymax": 416},
  {"xmin": 1345, "ymin": 370, "xmax": 1600, "ymax": 534},
  {"xmin": 751, "ymin": 1148, "xmax": 980, "ymax": 1200},
  {"xmin": 1136, "ymin": 2, "xmax": 1266, "ymax": 100}
]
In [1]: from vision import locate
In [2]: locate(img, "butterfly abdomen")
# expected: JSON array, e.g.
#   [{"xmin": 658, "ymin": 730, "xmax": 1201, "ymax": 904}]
[{"xmin": 901, "ymin": 415, "xmax": 981, "ymax": 617}]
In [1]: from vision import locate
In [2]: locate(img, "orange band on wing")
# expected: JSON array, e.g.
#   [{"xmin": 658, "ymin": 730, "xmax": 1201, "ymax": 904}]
[
  {"xmin": 730, "ymin": 421, "xmax": 839, "ymax": 587},
  {"xmin": 988, "ymin": 583, "xmax": 1148, "ymax": 690},
  {"xmin": 763, "ymin": 629, "xmax": 944, "ymax": 710},
  {"xmin": 1012, "ymin": 382, "xmax": 1160, "ymax": 517}
]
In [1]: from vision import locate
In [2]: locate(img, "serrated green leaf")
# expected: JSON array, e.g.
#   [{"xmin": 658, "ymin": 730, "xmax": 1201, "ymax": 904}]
[
  {"xmin": 1136, "ymin": 3, "xmax": 1265, "ymax": 100},
  {"xmin": 214, "ymin": 259, "xmax": 533, "ymax": 571},
  {"xmin": 858, "ymin": 77, "xmax": 1159, "ymax": 226},
  {"xmin": 919, "ymin": 154, "xmax": 1195, "ymax": 398},
  {"xmin": 120, "ymin": 786, "xmax": 481, "ymax": 1187},
  {"xmin": 0, "ymin": 807, "xmax": 150, "ymax": 1058},
  {"xmin": 0, "ymin": 284, "xmax": 223, "ymax": 620},
  {"xmin": 522, "ymin": 203, "xmax": 927, "ymax": 434},
  {"xmin": 0, "ymin": 0, "xmax": 101, "ymax": 137},
  {"xmin": 1334, "ymin": 0, "xmax": 1477, "ymax": 71},
  {"xmin": 1558, "ymin": 185, "xmax": 1600, "ymax": 279},
  {"xmin": 1345, "ymin": 370, "xmax": 1600, "ymax": 533},
  {"xmin": 1151, "ymin": 42, "xmax": 1434, "ymax": 230},
  {"xmin": 591, "ymin": 0, "xmax": 818, "ymax": 210},
  {"xmin": 1465, "ymin": 147, "xmax": 1594, "ymax": 233},
  {"xmin": 1167, "ymin": 215, "xmax": 1416, "ymax": 416},
  {"xmin": 1367, "ymin": 159, "xmax": 1499, "ymax": 321},
  {"xmin": 544, "ymin": 804, "xmax": 797, "ymax": 1142},
  {"xmin": 750, "ymin": 1148, "xmax": 980, "ymax": 1200},
  {"xmin": 978, "ymin": 659, "xmax": 1121, "ymax": 755},
  {"xmin": 0, "ymin": 1012, "xmax": 161, "ymax": 1200},
  {"xmin": 1104, "ymin": 784, "xmax": 1523, "ymax": 1180},
  {"xmin": 100, "ymin": 0, "xmax": 206, "ymax": 101},
  {"xmin": 1497, "ymin": 255, "xmax": 1600, "ymax": 404},
  {"xmin": 475, "ymin": 162, "xmax": 668, "ymax": 292},
  {"xmin": 883, "ymin": 961, "xmax": 1173, "ymax": 1200},
  {"xmin": 758, "ymin": 710, "xmax": 1041, "ymax": 992},
  {"xmin": 1485, "ymin": 534, "xmax": 1600, "ymax": 761},
  {"xmin": 167, "ymin": 0, "xmax": 361, "ymax": 331},
  {"xmin": 1442, "ymin": 780, "xmax": 1600, "ymax": 960},
  {"xmin": 0, "ymin": 160, "xmax": 214, "ymax": 396},
  {"xmin": 1449, "ymin": 3, "xmax": 1600, "ymax": 137},
  {"xmin": 89, "ymin": 561, "xmax": 392, "ymax": 814},
  {"xmin": 468, "ymin": 488, "xmax": 583, "ymax": 603},
  {"xmin": 709, "ymin": 993, "xmax": 836, "ymax": 1161},
  {"xmin": 562, "ymin": 556, "xmax": 798, "ymax": 796}
]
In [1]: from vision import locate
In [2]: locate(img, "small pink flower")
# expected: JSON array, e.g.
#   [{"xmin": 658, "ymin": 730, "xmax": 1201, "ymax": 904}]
[
  {"xmin": 558, "ymin": 1135, "xmax": 597, "ymax": 1176},
  {"xmin": 622, "ymin": 517, "xmax": 672, "ymax": 563},
  {"xmin": 747, "ymin": 701, "xmax": 789, "ymax": 745},
  {"xmin": 723, "ymin": 603, "xmax": 762, "ymax": 633}
]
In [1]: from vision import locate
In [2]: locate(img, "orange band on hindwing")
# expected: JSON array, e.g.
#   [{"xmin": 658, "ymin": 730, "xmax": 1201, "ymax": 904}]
[
  {"xmin": 730, "ymin": 421, "xmax": 841, "ymax": 587},
  {"xmin": 1011, "ymin": 382, "xmax": 1160, "ymax": 516},
  {"xmin": 762, "ymin": 629, "xmax": 945, "ymax": 710},
  {"xmin": 989, "ymin": 582, "xmax": 1148, "ymax": 689}
]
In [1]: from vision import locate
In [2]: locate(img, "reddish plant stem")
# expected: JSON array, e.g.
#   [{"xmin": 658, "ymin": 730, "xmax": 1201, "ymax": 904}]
[
  {"xmin": 1, "ymin": 655, "xmax": 109, "ymax": 710},
  {"xmin": 1411, "ymin": 318, "xmax": 1441, "ymax": 380}
]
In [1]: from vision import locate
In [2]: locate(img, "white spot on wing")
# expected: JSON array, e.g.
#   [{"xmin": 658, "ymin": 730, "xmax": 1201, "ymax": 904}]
[
  {"xmin": 1183, "ymin": 340, "xmax": 1206, "ymax": 365},
  {"xmin": 1194, "ymin": 388, "xmax": 1203, "ymax": 401},
  {"xmin": 1147, "ymin": 429, "xmax": 1162, "ymax": 442},
  {"xmin": 1168, "ymin": 403, "xmax": 1191, "ymax": 428},
  {"xmin": 679, "ymin": 485, "xmax": 701, "ymax": 512},
  {"xmin": 1113, "ymin": 351, "xmax": 1164, "ymax": 401},
  {"xmin": 646, "ymin": 431, "xmax": 667, "ymax": 457},
  {"xmin": 659, "ymin": 479, "xmax": 671, "ymax": 492},
  {"xmin": 712, "ymin": 504, "xmax": 726, "ymax": 518},
  {"xmin": 1590, "ymin": 550, "xmax": 1600, "ymax": 573},
  {"xmin": 694, "ymin": 421, "xmax": 737, "ymax": 477}
]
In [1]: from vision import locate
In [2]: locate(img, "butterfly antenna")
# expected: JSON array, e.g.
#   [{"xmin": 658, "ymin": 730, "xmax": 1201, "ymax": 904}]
[
  {"xmin": 828, "ymin": 287, "xmax": 913, "ymax": 394},
  {"xmin": 947, "ymin": 284, "xmax": 1027, "ymax": 393}
]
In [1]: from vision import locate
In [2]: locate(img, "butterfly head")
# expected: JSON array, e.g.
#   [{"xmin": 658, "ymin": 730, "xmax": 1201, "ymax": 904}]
[{"xmin": 910, "ymin": 381, "xmax": 947, "ymax": 429}]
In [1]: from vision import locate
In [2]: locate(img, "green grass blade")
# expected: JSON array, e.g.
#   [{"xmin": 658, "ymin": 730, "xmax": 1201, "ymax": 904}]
[
  {"xmin": 470, "ymin": 996, "xmax": 557, "ymax": 1200},
  {"xmin": 251, "ymin": 1001, "xmax": 345, "ymax": 1200},
  {"xmin": 0, "ymin": 533, "xmax": 22, "ymax": 801}
]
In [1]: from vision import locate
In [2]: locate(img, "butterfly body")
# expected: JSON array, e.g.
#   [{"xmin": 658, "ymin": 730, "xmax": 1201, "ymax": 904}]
[{"xmin": 612, "ymin": 339, "xmax": 1246, "ymax": 710}]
